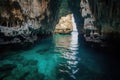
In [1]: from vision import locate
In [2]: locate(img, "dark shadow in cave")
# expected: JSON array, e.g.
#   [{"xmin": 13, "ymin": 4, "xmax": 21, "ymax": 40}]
[{"xmin": 67, "ymin": 0, "xmax": 84, "ymax": 34}]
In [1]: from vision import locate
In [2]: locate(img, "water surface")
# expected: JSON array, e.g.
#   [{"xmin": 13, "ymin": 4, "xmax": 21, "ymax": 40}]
[{"xmin": 0, "ymin": 30, "xmax": 116, "ymax": 80}]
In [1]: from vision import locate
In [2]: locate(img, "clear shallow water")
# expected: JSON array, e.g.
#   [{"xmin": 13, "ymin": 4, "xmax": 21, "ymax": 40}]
[{"xmin": 0, "ymin": 31, "xmax": 116, "ymax": 80}]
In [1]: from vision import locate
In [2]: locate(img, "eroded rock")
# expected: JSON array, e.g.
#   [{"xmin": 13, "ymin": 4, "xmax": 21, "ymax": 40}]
[
  {"xmin": 0, "ymin": 0, "xmax": 61, "ymax": 45},
  {"xmin": 54, "ymin": 14, "xmax": 73, "ymax": 34}
]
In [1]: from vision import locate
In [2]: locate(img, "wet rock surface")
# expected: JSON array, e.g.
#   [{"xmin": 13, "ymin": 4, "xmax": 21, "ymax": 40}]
[
  {"xmin": 0, "ymin": 0, "xmax": 61, "ymax": 45},
  {"xmin": 88, "ymin": 0, "xmax": 120, "ymax": 47}
]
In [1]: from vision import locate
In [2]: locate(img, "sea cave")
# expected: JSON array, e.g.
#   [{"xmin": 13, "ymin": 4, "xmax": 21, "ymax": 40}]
[{"xmin": 0, "ymin": 0, "xmax": 120, "ymax": 80}]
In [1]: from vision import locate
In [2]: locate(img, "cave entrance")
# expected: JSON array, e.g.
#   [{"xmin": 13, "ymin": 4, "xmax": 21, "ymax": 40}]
[
  {"xmin": 67, "ymin": 0, "xmax": 84, "ymax": 34},
  {"xmin": 54, "ymin": 0, "xmax": 82, "ymax": 34}
]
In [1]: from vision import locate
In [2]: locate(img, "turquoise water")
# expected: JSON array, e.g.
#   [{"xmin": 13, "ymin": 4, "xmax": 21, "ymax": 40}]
[{"xmin": 0, "ymin": 31, "xmax": 116, "ymax": 80}]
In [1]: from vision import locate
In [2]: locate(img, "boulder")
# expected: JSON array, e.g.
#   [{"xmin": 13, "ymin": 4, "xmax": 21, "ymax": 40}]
[{"xmin": 54, "ymin": 14, "xmax": 73, "ymax": 34}]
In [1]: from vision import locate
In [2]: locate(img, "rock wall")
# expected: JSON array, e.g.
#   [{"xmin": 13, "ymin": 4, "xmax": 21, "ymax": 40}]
[
  {"xmin": 88, "ymin": 0, "xmax": 120, "ymax": 34},
  {"xmin": 68, "ymin": 0, "xmax": 84, "ymax": 34},
  {"xmin": 54, "ymin": 14, "xmax": 73, "ymax": 34},
  {"xmin": 0, "ymin": 0, "xmax": 61, "ymax": 45},
  {"xmin": 88, "ymin": 0, "xmax": 120, "ymax": 46},
  {"xmin": 80, "ymin": 0, "xmax": 101, "ymax": 43}
]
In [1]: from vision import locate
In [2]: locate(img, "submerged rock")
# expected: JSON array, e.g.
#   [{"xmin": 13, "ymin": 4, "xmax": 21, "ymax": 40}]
[
  {"xmin": 0, "ymin": 53, "xmax": 46, "ymax": 80},
  {"xmin": 0, "ymin": 64, "xmax": 17, "ymax": 72},
  {"xmin": 0, "ymin": 64, "xmax": 17, "ymax": 80}
]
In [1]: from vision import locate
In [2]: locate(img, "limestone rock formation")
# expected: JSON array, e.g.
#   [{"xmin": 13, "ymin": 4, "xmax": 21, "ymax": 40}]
[
  {"xmin": 80, "ymin": 0, "xmax": 101, "ymax": 43},
  {"xmin": 88, "ymin": 0, "xmax": 120, "ymax": 34},
  {"xmin": 54, "ymin": 14, "xmax": 73, "ymax": 34},
  {"xmin": 88, "ymin": 0, "xmax": 120, "ymax": 46},
  {"xmin": 0, "ymin": 0, "xmax": 60, "ymax": 45}
]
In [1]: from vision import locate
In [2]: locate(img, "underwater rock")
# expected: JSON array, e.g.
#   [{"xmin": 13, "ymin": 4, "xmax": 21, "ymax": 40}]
[
  {"xmin": 0, "ymin": 64, "xmax": 17, "ymax": 79},
  {"xmin": 0, "ymin": 64, "xmax": 17, "ymax": 72},
  {"xmin": 22, "ymin": 60, "xmax": 38, "ymax": 67},
  {"xmin": 36, "ymin": 48, "xmax": 49, "ymax": 54},
  {"xmin": 0, "ymin": 54, "xmax": 43, "ymax": 80},
  {"xmin": 18, "ymin": 72, "xmax": 30, "ymax": 80},
  {"xmin": 59, "ymin": 77, "xmax": 65, "ymax": 80}
]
